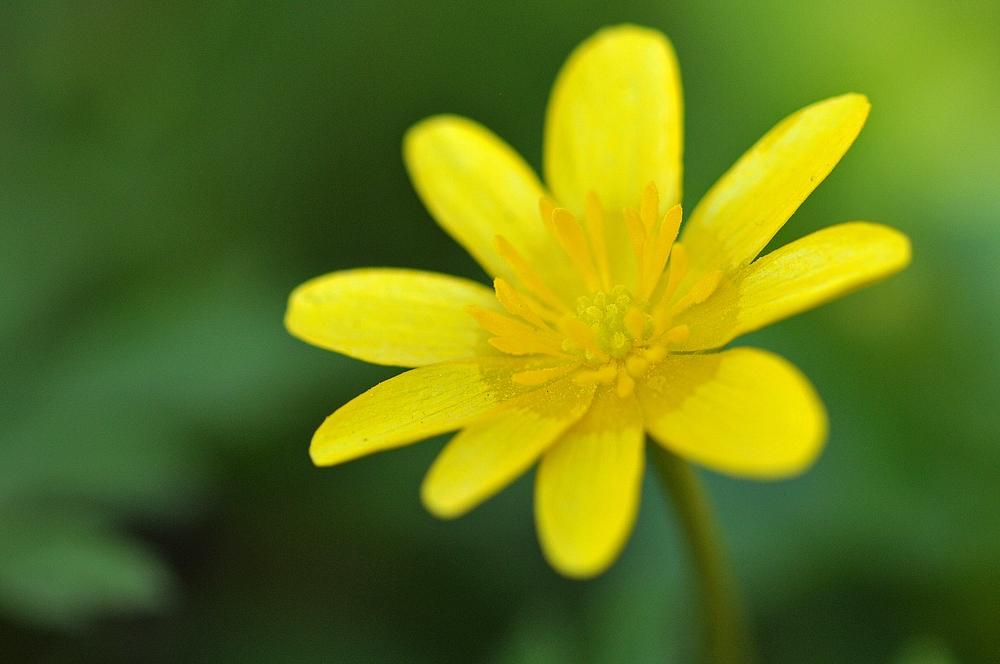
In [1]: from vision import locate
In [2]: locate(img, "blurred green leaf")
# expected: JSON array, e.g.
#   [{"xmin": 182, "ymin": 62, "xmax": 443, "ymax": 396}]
[
  {"xmin": 892, "ymin": 636, "xmax": 958, "ymax": 664},
  {"xmin": 0, "ymin": 509, "xmax": 172, "ymax": 628}
]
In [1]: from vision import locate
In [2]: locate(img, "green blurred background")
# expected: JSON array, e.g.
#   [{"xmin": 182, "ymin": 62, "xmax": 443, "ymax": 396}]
[{"xmin": 1, "ymin": 1, "xmax": 998, "ymax": 662}]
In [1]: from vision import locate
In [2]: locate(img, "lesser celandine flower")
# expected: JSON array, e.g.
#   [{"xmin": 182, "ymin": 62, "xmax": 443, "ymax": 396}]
[{"xmin": 285, "ymin": 25, "xmax": 910, "ymax": 580}]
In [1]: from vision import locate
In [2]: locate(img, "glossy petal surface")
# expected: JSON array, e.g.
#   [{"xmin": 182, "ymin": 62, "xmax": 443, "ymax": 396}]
[
  {"xmin": 404, "ymin": 115, "xmax": 583, "ymax": 300},
  {"xmin": 637, "ymin": 349, "xmax": 827, "ymax": 478},
  {"xmin": 676, "ymin": 222, "xmax": 912, "ymax": 350},
  {"xmin": 421, "ymin": 377, "xmax": 595, "ymax": 519},
  {"xmin": 310, "ymin": 357, "xmax": 558, "ymax": 466},
  {"xmin": 678, "ymin": 94, "xmax": 870, "ymax": 290},
  {"xmin": 535, "ymin": 387, "xmax": 645, "ymax": 578},
  {"xmin": 286, "ymin": 268, "xmax": 501, "ymax": 367}
]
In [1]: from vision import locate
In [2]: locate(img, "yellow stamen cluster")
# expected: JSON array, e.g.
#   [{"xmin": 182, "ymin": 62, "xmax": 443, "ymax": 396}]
[
  {"xmin": 467, "ymin": 181, "xmax": 723, "ymax": 397},
  {"xmin": 566, "ymin": 286, "xmax": 652, "ymax": 361}
]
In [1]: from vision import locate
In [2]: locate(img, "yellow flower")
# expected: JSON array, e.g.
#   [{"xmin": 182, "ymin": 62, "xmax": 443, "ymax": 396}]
[{"xmin": 285, "ymin": 25, "xmax": 911, "ymax": 578}]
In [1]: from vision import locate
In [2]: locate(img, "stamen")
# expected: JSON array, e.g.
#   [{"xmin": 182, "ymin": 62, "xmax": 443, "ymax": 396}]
[
  {"xmin": 638, "ymin": 204, "xmax": 683, "ymax": 301},
  {"xmin": 660, "ymin": 242, "xmax": 689, "ymax": 305},
  {"xmin": 515, "ymin": 290, "xmax": 563, "ymax": 326},
  {"xmin": 465, "ymin": 305, "xmax": 566, "ymax": 357},
  {"xmin": 476, "ymin": 183, "xmax": 711, "ymax": 372},
  {"xmin": 624, "ymin": 207, "xmax": 646, "ymax": 265},
  {"xmin": 663, "ymin": 324, "xmax": 690, "ymax": 344},
  {"xmin": 538, "ymin": 197, "xmax": 558, "ymax": 238},
  {"xmin": 658, "ymin": 204, "xmax": 683, "ymax": 252},
  {"xmin": 584, "ymin": 191, "xmax": 612, "ymax": 290},
  {"xmin": 650, "ymin": 305, "xmax": 672, "ymax": 338},
  {"xmin": 623, "ymin": 308, "xmax": 647, "ymax": 342},
  {"xmin": 625, "ymin": 355, "xmax": 649, "ymax": 378},
  {"xmin": 494, "ymin": 278, "xmax": 551, "ymax": 331},
  {"xmin": 494, "ymin": 235, "xmax": 570, "ymax": 314},
  {"xmin": 551, "ymin": 208, "xmax": 602, "ymax": 292},
  {"xmin": 490, "ymin": 335, "xmax": 571, "ymax": 358},
  {"xmin": 644, "ymin": 345, "xmax": 667, "ymax": 363},
  {"xmin": 465, "ymin": 305, "xmax": 547, "ymax": 340},
  {"xmin": 671, "ymin": 270, "xmax": 724, "ymax": 316},
  {"xmin": 640, "ymin": 181, "xmax": 659, "ymax": 234},
  {"xmin": 616, "ymin": 367, "xmax": 635, "ymax": 398},
  {"xmin": 511, "ymin": 362, "xmax": 580, "ymax": 386},
  {"xmin": 561, "ymin": 317, "xmax": 610, "ymax": 362},
  {"xmin": 575, "ymin": 363, "xmax": 617, "ymax": 386}
]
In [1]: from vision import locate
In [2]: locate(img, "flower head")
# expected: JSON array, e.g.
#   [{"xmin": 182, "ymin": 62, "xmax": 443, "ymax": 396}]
[{"xmin": 285, "ymin": 25, "xmax": 911, "ymax": 578}]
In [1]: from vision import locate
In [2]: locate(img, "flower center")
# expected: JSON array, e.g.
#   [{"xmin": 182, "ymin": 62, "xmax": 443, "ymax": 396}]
[
  {"xmin": 566, "ymin": 285, "xmax": 652, "ymax": 361},
  {"xmin": 463, "ymin": 181, "xmax": 723, "ymax": 396}
]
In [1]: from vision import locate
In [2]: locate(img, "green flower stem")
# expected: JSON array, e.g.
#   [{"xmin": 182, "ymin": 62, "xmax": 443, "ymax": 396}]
[{"xmin": 651, "ymin": 445, "xmax": 753, "ymax": 664}]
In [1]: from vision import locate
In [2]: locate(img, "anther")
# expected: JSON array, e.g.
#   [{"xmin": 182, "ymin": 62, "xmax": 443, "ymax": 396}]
[
  {"xmin": 575, "ymin": 363, "xmax": 617, "ymax": 386},
  {"xmin": 616, "ymin": 367, "xmax": 636, "ymax": 398},
  {"xmin": 624, "ymin": 308, "xmax": 647, "ymax": 341},
  {"xmin": 626, "ymin": 355, "xmax": 649, "ymax": 378},
  {"xmin": 671, "ymin": 270, "xmax": 723, "ymax": 316},
  {"xmin": 640, "ymin": 181, "xmax": 659, "ymax": 234},
  {"xmin": 644, "ymin": 346, "xmax": 667, "ymax": 363},
  {"xmin": 512, "ymin": 363, "xmax": 579, "ymax": 386},
  {"xmin": 664, "ymin": 324, "xmax": 690, "ymax": 344}
]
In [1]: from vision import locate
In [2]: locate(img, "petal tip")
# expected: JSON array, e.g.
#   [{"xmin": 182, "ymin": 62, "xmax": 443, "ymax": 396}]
[
  {"xmin": 760, "ymin": 397, "xmax": 829, "ymax": 480},
  {"xmin": 738, "ymin": 348, "xmax": 830, "ymax": 480},
  {"xmin": 537, "ymin": 537, "xmax": 618, "ymax": 580},
  {"xmin": 641, "ymin": 349, "xmax": 831, "ymax": 480},
  {"xmin": 283, "ymin": 278, "xmax": 322, "ymax": 344},
  {"xmin": 744, "ymin": 354, "xmax": 830, "ymax": 480},
  {"xmin": 402, "ymin": 113, "xmax": 469, "ymax": 166},
  {"xmin": 309, "ymin": 428, "xmax": 339, "ymax": 467},
  {"xmin": 419, "ymin": 478, "xmax": 466, "ymax": 521},
  {"xmin": 309, "ymin": 408, "xmax": 368, "ymax": 467},
  {"xmin": 840, "ymin": 91, "xmax": 871, "ymax": 106},
  {"xmin": 587, "ymin": 23, "xmax": 673, "ymax": 50},
  {"xmin": 890, "ymin": 227, "xmax": 914, "ymax": 269},
  {"xmin": 875, "ymin": 222, "xmax": 913, "ymax": 272},
  {"xmin": 844, "ymin": 221, "xmax": 914, "ymax": 275},
  {"xmin": 565, "ymin": 24, "xmax": 677, "ymax": 82},
  {"xmin": 827, "ymin": 92, "xmax": 872, "ymax": 123},
  {"xmin": 420, "ymin": 459, "xmax": 475, "ymax": 520},
  {"xmin": 547, "ymin": 559, "xmax": 609, "ymax": 580}
]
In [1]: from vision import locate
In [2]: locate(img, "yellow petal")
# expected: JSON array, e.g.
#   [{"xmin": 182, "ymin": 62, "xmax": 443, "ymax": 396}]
[
  {"xmin": 543, "ymin": 25, "xmax": 683, "ymax": 285},
  {"xmin": 544, "ymin": 26, "xmax": 683, "ymax": 215},
  {"xmin": 421, "ymin": 376, "xmax": 595, "ymax": 519},
  {"xmin": 535, "ymin": 387, "xmax": 645, "ymax": 578},
  {"xmin": 675, "ymin": 222, "xmax": 912, "ymax": 351},
  {"xmin": 636, "ymin": 349, "xmax": 827, "ymax": 479},
  {"xmin": 310, "ymin": 356, "xmax": 561, "ymax": 466},
  {"xmin": 285, "ymin": 268, "xmax": 500, "ymax": 367},
  {"xmin": 678, "ymin": 94, "xmax": 871, "ymax": 290},
  {"xmin": 404, "ymin": 115, "xmax": 583, "ymax": 300}
]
